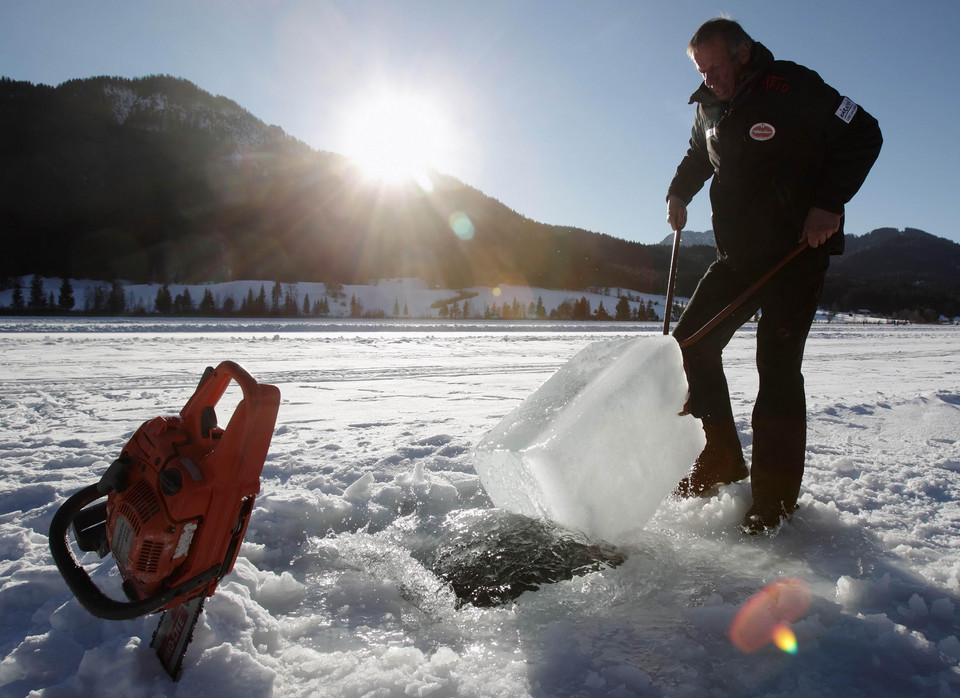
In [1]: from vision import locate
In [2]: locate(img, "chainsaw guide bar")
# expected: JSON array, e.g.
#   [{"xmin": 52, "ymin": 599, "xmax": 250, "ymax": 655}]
[{"xmin": 151, "ymin": 596, "xmax": 206, "ymax": 680}]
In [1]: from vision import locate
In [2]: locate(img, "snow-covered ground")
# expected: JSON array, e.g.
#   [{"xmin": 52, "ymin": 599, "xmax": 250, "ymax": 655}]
[{"xmin": 1, "ymin": 318, "xmax": 959, "ymax": 697}]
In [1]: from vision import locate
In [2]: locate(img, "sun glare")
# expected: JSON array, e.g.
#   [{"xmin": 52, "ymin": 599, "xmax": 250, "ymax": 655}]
[{"xmin": 341, "ymin": 90, "xmax": 453, "ymax": 187}]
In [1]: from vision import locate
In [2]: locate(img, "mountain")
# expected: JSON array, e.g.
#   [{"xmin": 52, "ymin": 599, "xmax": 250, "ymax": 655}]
[
  {"xmin": 659, "ymin": 230, "xmax": 716, "ymax": 247},
  {"xmin": 0, "ymin": 75, "xmax": 710, "ymax": 297},
  {"xmin": 1, "ymin": 76, "xmax": 957, "ymax": 319},
  {"xmin": 658, "ymin": 227, "xmax": 960, "ymax": 319},
  {"xmin": 821, "ymin": 228, "xmax": 960, "ymax": 319}
]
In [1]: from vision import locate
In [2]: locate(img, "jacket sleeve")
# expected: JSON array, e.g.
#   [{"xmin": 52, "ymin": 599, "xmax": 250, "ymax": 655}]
[
  {"xmin": 810, "ymin": 89, "xmax": 883, "ymax": 215},
  {"xmin": 667, "ymin": 108, "xmax": 714, "ymax": 205}
]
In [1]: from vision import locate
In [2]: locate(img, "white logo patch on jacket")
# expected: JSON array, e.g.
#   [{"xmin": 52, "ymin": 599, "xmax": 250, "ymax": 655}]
[
  {"xmin": 749, "ymin": 122, "xmax": 776, "ymax": 141},
  {"xmin": 835, "ymin": 97, "xmax": 858, "ymax": 123}
]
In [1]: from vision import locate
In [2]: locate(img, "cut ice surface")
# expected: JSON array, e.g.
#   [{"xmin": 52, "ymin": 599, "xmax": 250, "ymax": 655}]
[{"xmin": 474, "ymin": 335, "xmax": 704, "ymax": 544}]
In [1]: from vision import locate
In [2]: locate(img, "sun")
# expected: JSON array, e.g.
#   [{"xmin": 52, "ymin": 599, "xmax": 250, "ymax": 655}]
[{"xmin": 341, "ymin": 90, "xmax": 454, "ymax": 187}]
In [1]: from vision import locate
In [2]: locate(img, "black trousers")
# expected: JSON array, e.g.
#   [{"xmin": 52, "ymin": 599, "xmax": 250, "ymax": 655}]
[{"xmin": 672, "ymin": 247, "xmax": 829, "ymax": 510}]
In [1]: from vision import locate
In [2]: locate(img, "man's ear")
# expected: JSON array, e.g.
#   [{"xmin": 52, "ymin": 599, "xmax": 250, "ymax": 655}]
[{"xmin": 737, "ymin": 43, "xmax": 751, "ymax": 66}]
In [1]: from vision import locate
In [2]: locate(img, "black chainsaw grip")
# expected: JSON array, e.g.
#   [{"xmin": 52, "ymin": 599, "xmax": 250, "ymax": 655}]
[{"xmin": 48, "ymin": 484, "xmax": 169, "ymax": 620}]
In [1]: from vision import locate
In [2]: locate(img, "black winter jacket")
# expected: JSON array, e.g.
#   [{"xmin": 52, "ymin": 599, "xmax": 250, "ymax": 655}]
[{"xmin": 667, "ymin": 43, "xmax": 882, "ymax": 273}]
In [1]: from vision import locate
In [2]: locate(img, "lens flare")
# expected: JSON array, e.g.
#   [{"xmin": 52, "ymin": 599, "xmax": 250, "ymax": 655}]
[
  {"xmin": 449, "ymin": 211, "xmax": 475, "ymax": 241},
  {"xmin": 729, "ymin": 577, "xmax": 810, "ymax": 653},
  {"xmin": 772, "ymin": 623, "xmax": 798, "ymax": 654}
]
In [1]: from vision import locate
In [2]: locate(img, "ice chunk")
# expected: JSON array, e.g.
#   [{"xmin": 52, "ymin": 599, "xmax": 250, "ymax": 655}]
[{"xmin": 474, "ymin": 335, "xmax": 704, "ymax": 544}]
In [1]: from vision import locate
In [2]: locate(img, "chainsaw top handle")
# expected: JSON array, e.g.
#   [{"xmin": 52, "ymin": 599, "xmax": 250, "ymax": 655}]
[{"xmin": 180, "ymin": 360, "xmax": 261, "ymax": 442}]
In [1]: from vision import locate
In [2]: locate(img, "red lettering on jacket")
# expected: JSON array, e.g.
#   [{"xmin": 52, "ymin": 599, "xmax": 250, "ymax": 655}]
[{"xmin": 765, "ymin": 75, "xmax": 790, "ymax": 93}]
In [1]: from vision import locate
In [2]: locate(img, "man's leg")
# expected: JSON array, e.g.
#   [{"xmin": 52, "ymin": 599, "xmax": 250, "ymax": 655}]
[
  {"xmin": 743, "ymin": 249, "xmax": 829, "ymax": 532},
  {"xmin": 673, "ymin": 261, "xmax": 759, "ymax": 496}
]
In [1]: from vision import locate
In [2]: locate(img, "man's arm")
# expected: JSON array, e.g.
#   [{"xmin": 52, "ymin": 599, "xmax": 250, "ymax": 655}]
[
  {"xmin": 666, "ymin": 109, "xmax": 714, "ymax": 226},
  {"xmin": 810, "ymin": 92, "xmax": 883, "ymax": 220},
  {"xmin": 796, "ymin": 76, "xmax": 882, "ymax": 248}
]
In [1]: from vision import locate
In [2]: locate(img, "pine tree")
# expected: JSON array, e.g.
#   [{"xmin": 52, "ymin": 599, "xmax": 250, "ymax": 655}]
[
  {"xmin": 155, "ymin": 284, "xmax": 173, "ymax": 314},
  {"xmin": 90, "ymin": 285, "xmax": 107, "ymax": 312},
  {"xmin": 108, "ymin": 281, "xmax": 126, "ymax": 313},
  {"xmin": 349, "ymin": 294, "xmax": 363, "ymax": 318},
  {"xmin": 535, "ymin": 296, "xmax": 546, "ymax": 319},
  {"xmin": 615, "ymin": 296, "xmax": 631, "ymax": 321},
  {"xmin": 303, "ymin": 293, "xmax": 311, "ymax": 316},
  {"xmin": 199, "ymin": 288, "xmax": 216, "ymax": 315},
  {"xmin": 59, "ymin": 277, "xmax": 77, "ymax": 311},
  {"xmin": 271, "ymin": 281, "xmax": 282, "ymax": 314},
  {"xmin": 572, "ymin": 296, "xmax": 591, "ymax": 321},
  {"xmin": 11, "ymin": 280, "xmax": 24, "ymax": 310},
  {"xmin": 283, "ymin": 288, "xmax": 297, "ymax": 316},
  {"xmin": 174, "ymin": 288, "xmax": 194, "ymax": 314},
  {"xmin": 28, "ymin": 275, "xmax": 46, "ymax": 309}
]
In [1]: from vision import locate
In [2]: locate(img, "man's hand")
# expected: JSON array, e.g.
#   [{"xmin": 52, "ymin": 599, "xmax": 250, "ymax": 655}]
[
  {"xmin": 667, "ymin": 194, "xmax": 688, "ymax": 232},
  {"xmin": 801, "ymin": 207, "xmax": 843, "ymax": 248}
]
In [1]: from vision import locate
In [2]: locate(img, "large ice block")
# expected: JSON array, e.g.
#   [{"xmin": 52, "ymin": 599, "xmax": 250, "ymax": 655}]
[{"xmin": 474, "ymin": 335, "xmax": 704, "ymax": 544}]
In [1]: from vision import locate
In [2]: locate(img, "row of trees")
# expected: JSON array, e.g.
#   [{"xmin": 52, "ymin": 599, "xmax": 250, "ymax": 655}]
[
  {"xmin": 2, "ymin": 275, "xmax": 668, "ymax": 321},
  {"xmin": 153, "ymin": 282, "xmax": 341, "ymax": 317},
  {"xmin": 4, "ymin": 275, "xmax": 78, "ymax": 312}
]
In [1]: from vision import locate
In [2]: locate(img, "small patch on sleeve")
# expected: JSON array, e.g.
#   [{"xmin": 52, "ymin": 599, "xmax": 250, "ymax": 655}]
[{"xmin": 835, "ymin": 97, "xmax": 858, "ymax": 124}]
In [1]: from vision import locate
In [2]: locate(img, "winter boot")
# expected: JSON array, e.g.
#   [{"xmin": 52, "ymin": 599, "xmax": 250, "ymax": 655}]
[
  {"xmin": 674, "ymin": 417, "xmax": 748, "ymax": 498},
  {"xmin": 740, "ymin": 501, "xmax": 799, "ymax": 536},
  {"xmin": 742, "ymin": 414, "xmax": 806, "ymax": 534}
]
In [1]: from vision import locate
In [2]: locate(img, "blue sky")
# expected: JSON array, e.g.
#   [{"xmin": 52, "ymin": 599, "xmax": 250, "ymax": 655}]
[{"xmin": 2, "ymin": 0, "xmax": 958, "ymax": 246}]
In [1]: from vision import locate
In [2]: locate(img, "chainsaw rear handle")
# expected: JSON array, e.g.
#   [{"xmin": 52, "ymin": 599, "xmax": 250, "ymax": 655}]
[{"xmin": 48, "ymin": 483, "xmax": 219, "ymax": 620}]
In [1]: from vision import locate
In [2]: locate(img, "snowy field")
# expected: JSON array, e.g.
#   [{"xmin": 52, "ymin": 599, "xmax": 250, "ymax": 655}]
[{"xmin": 1, "ymin": 318, "xmax": 959, "ymax": 697}]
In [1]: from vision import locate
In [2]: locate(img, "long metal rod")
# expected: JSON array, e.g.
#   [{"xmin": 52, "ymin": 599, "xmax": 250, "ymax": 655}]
[
  {"xmin": 677, "ymin": 240, "xmax": 809, "ymax": 350},
  {"xmin": 662, "ymin": 226, "xmax": 683, "ymax": 335}
]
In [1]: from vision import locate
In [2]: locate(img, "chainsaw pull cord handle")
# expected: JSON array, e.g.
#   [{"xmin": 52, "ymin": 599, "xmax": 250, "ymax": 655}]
[{"xmin": 676, "ymin": 240, "xmax": 810, "ymax": 350}]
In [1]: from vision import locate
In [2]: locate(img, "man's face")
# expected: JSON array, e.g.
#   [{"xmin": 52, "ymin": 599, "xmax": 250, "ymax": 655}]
[{"xmin": 692, "ymin": 37, "xmax": 749, "ymax": 102}]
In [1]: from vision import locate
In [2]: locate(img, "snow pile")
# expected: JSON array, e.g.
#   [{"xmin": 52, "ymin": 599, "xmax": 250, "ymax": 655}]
[{"xmin": 474, "ymin": 335, "xmax": 703, "ymax": 543}]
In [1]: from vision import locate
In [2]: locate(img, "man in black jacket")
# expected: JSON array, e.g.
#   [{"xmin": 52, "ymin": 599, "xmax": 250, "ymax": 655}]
[{"xmin": 666, "ymin": 18, "xmax": 882, "ymax": 534}]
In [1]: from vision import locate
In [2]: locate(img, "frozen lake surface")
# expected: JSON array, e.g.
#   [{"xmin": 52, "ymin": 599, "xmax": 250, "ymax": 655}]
[{"xmin": 1, "ymin": 319, "xmax": 959, "ymax": 697}]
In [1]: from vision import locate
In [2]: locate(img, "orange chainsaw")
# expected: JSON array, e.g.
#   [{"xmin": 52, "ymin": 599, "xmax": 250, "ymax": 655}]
[{"xmin": 49, "ymin": 361, "xmax": 280, "ymax": 680}]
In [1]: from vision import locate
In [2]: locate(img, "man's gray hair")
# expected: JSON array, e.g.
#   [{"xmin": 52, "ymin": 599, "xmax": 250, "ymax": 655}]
[{"xmin": 687, "ymin": 18, "xmax": 754, "ymax": 59}]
